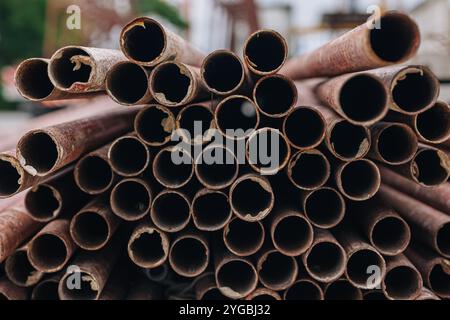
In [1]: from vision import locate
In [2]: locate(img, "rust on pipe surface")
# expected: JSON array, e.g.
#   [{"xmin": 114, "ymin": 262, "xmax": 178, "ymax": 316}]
[
  {"xmin": 243, "ymin": 29, "xmax": 288, "ymax": 77},
  {"xmin": 270, "ymin": 210, "xmax": 314, "ymax": 256},
  {"xmin": 74, "ymin": 144, "xmax": 115, "ymax": 195},
  {"xmin": 17, "ymin": 108, "xmax": 139, "ymax": 176},
  {"xmin": 223, "ymin": 217, "xmax": 265, "ymax": 257},
  {"xmin": 153, "ymin": 146, "xmax": 194, "ymax": 189},
  {"xmin": 378, "ymin": 185, "xmax": 450, "ymax": 258},
  {"xmin": 110, "ymin": 178, "xmax": 153, "ymax": 222},
  {"xmin": 176, "ymin": 102, "xmax": 216, "ymax": 145},
  {"xmin": 70, "ymin": 198, "xmax": 121, "ymax": 251},
  {"xmin": 128, "ymin": 221, "xmax": 170, "ymax": 269},
  {"xmin": 151, "ymin": 190, "xmax": 191, "ymax": 233},
  {"xmin": 106, "ymin": 61, "xmax": 153, "ymax": 106},
  {"xmin": 369, "ymin": 122, "xmax": 418, "ymax": 165},
  {"xmin": 280, "ymin": 11, "xmax": 420, "ymax": 79},
  {"xmin": 169, "ymin": 232, "xmax": 209, "ymax": 278},
  {"xmin": 382, "ymin": 254, "xmax": 422, "ymax": 300},
  {"xmin": 335, "ymin": 159, "xmax": 381, "ymax": 201},
  {"xmin": 134, "ymin": 105, "xmax": 175, "ymax": 147},
  {"xmin": 120, "ymin": 17, "xmax": 204, "ymax": 68},
  {"xmin": 31, "ymin": 274, "xmax": 62, "ymax": 300},
  {"xmin": 0, "ymin": 277, "xmax": 28, "ymax": 300},
  {"xmin": 302, "ymin": 229, "xmax": 346, "ymax": 283},
  {"xmin": 257, "ymin": 248, "xmax": 298, "ymax": 291},
  {"xmin": 315, "ymin": 73, "xmax": 389, "ymax": 126},
  {"xmin": 191, "ymin": 189, "xmax": 232, "ymax": 232},
  {"xmin": 253, "ymin": 75, "xmax": 297, "ymax": 118},
  {"xmin": 284, "ymin": 278, "xmax": 324, "ymax": 300},
  {"xmin": 149, "ymin": 62, "xmax": 207, "ymax": 107},
  {"xmin": 27, "ymin": 219, "xmax": 76, "ymax": 273},
  {"xmin": 283, "ymin": 107, "xmax": 326, "ymax": 151},
  {"xmin": 108, "ymin": 134, "xmax": 150, "ymax": 177},
  {"xmin": 415, "ymin": 288, "xmax": 441, "ymax": 301},
  {"xmin": 5, "ymin": 246, "xmax": 44, "ymax": 287},
  {"xmin": 324, "ymin": 278, "xmax": 363, "ymax": 300},
  {"xmin": 245, "ymin": 288, "xmax": 282, "ymax": 301},
  {"xmin": 229, "ymin": 174, "xmax": 274, "ymax": 222},
  {"xmin": 287, "ymin": 149, "xmax": 331, "ymax": 191},
  {"xmin": 49, "ymin": 46, "xmax": 126, "ymax": 92}
]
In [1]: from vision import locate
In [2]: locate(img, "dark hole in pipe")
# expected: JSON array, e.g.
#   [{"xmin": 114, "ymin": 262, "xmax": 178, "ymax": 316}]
[
  {"xmin": 392, "ymin": 71, "xmax": 437, "ymax": 113},
  {"xmin": 340, "ymin": 75, "xmax": 387, "ymax": 123},
  {"xmin": 307, "ymin": 242, "xmax": 345, "ymax": 279},
  {"xmin": 225, "ymin": 219, "xmax": 264, "ymax": 256},
  {"xmin": 416, "ymin": 103, "xmax": 450, "ymax": 142},
  {"xmin": 110, "ymin": 138, "xmax": 148, "ymax": 175},
  {"xmin": 217, "ymin": 98, "xmax": 258, "ymax": 138},
  {"xmin": 155, "ymin": 149, "xmax": 192, "ymax": 187},
  {"xmin": 347, "ymin": 249, "xmax": 383, "ymax": 287},
  {"xmin": 61, "ymin": 272, "xmax": 98, "ymax": 300},
  {"xmin": 72, "ymin": 212, "xmax": 109, "ymax": 249},
  {"xmin": 202, "ymin": 288, "xmax": 230, "ymax": 301},
  {"xmin": 378, "ymin": 125, "xmax": 417, "ymax": 163},
  {"xmin": 305, "ymin": 189, "xmax": 344, "ymax": 228},
  {"xmin": 179, "ymin": 106, "xmax": 214, "ymax": 143},
  {"xmin": 330, "ymin": 121, "xmax": 369, "ymax": 159},
  {"xmin": 30, "ymin": 234, "xmax": 67, "ymax": 270},
  {"xmin": 259, "ymin": 252, "xmax": 296, "ymax": 288},
  {"xmin": 131, "ymin": 231, "xmax": 165, "ymax": 266},
  {"xmin": 274, "ymin": 216, "xmax": 312, "ymax": 254},
  {"xmin": 203, "ymin": 52, "xmax": 243, "ymax": 93},
  {"xmin": 325, "ymin": 280, "xmax": 361, "ymax": 300},
  {"xmin": 231, "ymin": 179, "xmax": 272, "ymax": 218},
  {"xmin": 217, "ymin": 260, "xmax": 256, "ymax": 296},
  {"xmin": 414, "ymin": 150, "xmax": 449, "ymax": 186},
  {"xmin": 112, "ymin": 181, "xmax": 150, "ymax": 219},
  {"xmin": 7, "ymin": 251, "xmax": 40, "ymax": 286},
  {"xmin": 77, "ymin": 156, "xmax": 113, "ymax": 193},
  {"xmin": 252, "ymin": 294, "xmax": 278, "ymax": 301},
  {"xmin": 193, "ymin": 192, "xmax": 231, "ymax": 230},
  {"xmin": 107, "ymin": 64, "xmax": 148, "ymax": 104},
  {"xmin": 152, "ymin": 192, "xmax": 190, "ymax": 231},
  {"xmin": 50, "ymin": 48, "xmax": 92, "ymax": 89},
  {"xmin": 0, "ymin": 159, "xmax": 21, "ymax": 197},
  {"xmin": 285, "ymin": 281, "xmax": 323, "ymax": 300},
  {"xmin": 372, "ymin": 217, "xmax": 410, "ymax": 254},
  {"xmin": 32, "ymin": 281, "xmax": 59, "ymax": 300},
  {"xmin": 136, "ymin": 107, "xmax": 173, "ymax": 145},
  {"xmin": 171, "ymin": 238, "xmax": 207, "ymax": 275},
  {"xmin": 384, "ymin": 266, "xmax": 421, "ymax": 299},
  {"xmin": 284, "ymin": 108, "xmax": 325, "ymax": 149},
  {"xmin": 152, "ymin": 64, "xmax": 191, "ymax": 104},
  {"xmin": 0, "ymin": 294, "xmax": 7, "ymax": 300},
  {"xmin": 429, "ymin": 264, "xmax": 450, "ymax": 297},
  {"xmin": 364, "ymin": 291, "xmax": 387, "ymax": 300},
  {"xmin": 123, "ymin": 20, "xmax": 165, "ymax": 63},
  {"xmin": 290, "ymin": 153, "xmax": 329, "ymax": 189},
  {"xmin": 17, "ymin": 60, "xmax": 54, "ymax": 99},
  {"xmin": 341, "ymin": 161, "xmax": 379, "ymax": 199},
  {"xmin": 248, "ymin": 130, "xmax": 289, "ymax": 172},
  {"xmin": 245, "ymin": 31, "xmax": 285, "ymax": 73},
  {"xmin": 255, "ymin": 77, "xmax": 295, "ymax": 116},
  {"xmin": 370, "ymin": 14, "xmax": 418, "ymax": 62},
  {"xmin": 25, "ymin": 185, "xmax": 60, "ymax": 221},
  {"xmin": 197, "ymin": 148, "xmax": 238, "ymax": 188},
  {"xmin": 437, "ymin": 223, "xmax": 450, "ymax": 257},
  {"xmin": 19, "ymin": 132, "xmax": 58, "ymax": 174}
]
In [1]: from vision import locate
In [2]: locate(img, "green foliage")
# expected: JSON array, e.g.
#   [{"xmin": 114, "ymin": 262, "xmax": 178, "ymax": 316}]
[{"xmin": 137, "ymin": 0, "xmax": 189, "ymax": 29}]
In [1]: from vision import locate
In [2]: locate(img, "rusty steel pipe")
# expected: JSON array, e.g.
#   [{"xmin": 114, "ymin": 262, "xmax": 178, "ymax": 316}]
[
  {"xmin": 245, "ymin": 288, "xmax": 282, "ymax": 301},
  {"xmin": 223, "ymin": 217, "xmax": 265, "ymax": 257},
  {"xmin": 151, "ymin": 190, "xmax": 191, "ymax": 233},
  {"xmin": 49, "ymin": 46, "xmax": 126, "ymax": 92},
  {"xmin": 283, "ymin": 107, "xmax": 326, "ymax": 151},
  {"xmin": 70, "ymin": 199, "xmax": 121, "ymax": 251},
  {"xmin": 257, "ymin": 248, "xmax": 298, "ymax": 291},
  {"xmin": 17, "ymin": 108, "xmax": 139, "ymax": 177},
  {"xmin": 414, "ymin": 101, "xmax": 450, "ymax": 144},
  {"xmin": 106, "ymin": 61, "xmax": 153, "ymax": 106},
  {"xmin": 176, "ymin": 102, "xmax": 216, "ymax": 145},
  {"xmin": 153, "ymin": 146, "xmax": 194, "ymax": 189},
  {"xmin": 415, "ymin": 288, "xmax": 441, "ymax": 301},
  {"xmin": 108, "ymin": 134, "xmax": 150, "ymax": 177},
  {"xmin": 0, "ymin": 277, "xmax": 28, "ymax": 300},
  {"xmin": 369, "ymin": 123, "xmax": 418, "ymax": 165},
  {"xmin": 253, "ymin": 75, "xmax": 297, "ymax": 118},
  {"xmin": 128, "ymin": 221, "xmax": 170, "ymax": 269},
  {"xmin": 280, "ymin": 12, "xmax": 420, "ymax": 79},
  {"xmin": 301, "ymin": 187, "xmax": 346, "ymax": 229},
  {"xmin": 191, "ymin": 189, "xmax": 232, "ymax": 232},
  {"xmin": 302, "ymin": 230, "xmax": 346, "ymax": 283},
  {"xmin": 243, "ymin": 29, "xmax": 288, "ymax": 77},
  {"xmin": 324, "ymin": 279, "xmax": 363, "ymax": 301},
  {"xmin": 74, "ymin": 144, "xmax": 115, "ymax": 195},
  {"xmin": 195, "ymin": 274, "xmax": 230, "ymax": 300},
  {"xmin": 134, "ymin": 105, "xmax": 176, "ymax": 147},
  {"xmin": 110, "ymin": 178, "xmax": 153, "ymax": 222},
  {"xmin": 284, "ymin": 278, "xmax": 324, "ymax": 301},
  {"xmin": 120, "ymin": 17, "xmax": 204, "ymax": 68},
  {"xmin": 169, "ymin": 232, "xmax": 209, "ymax": 278},
  {"xmin": 5, "ymin": 246, "xmax": 44, "ymax": 288},
  {"xmin": 287, "ymin": 150, "xmax": 330, "ymax": 191},
  {"xmin": 31, "ymin": 274, "xmax": 61, "ymax": 300},
  {"xmin": 382, "ymin": 254, "xmax": 422, "ymax": 300},
  {"xmin": 229, "ymin": 174, "xmax": 274, "ymax": 222},
  {"xmin": 378, "ymin": 185, "xmax": 450, "ymax": 258}
]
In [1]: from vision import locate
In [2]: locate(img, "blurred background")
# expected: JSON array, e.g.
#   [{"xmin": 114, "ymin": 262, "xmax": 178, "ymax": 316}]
[{"xmin": 1, "ymin": 0, "xmax": 449, "ymax": 130}]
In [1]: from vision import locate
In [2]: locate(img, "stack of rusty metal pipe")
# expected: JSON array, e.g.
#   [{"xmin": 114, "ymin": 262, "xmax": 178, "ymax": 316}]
[{"xmin": 1, "ymin": 12, "xmax": 449, "ymax": 301}]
